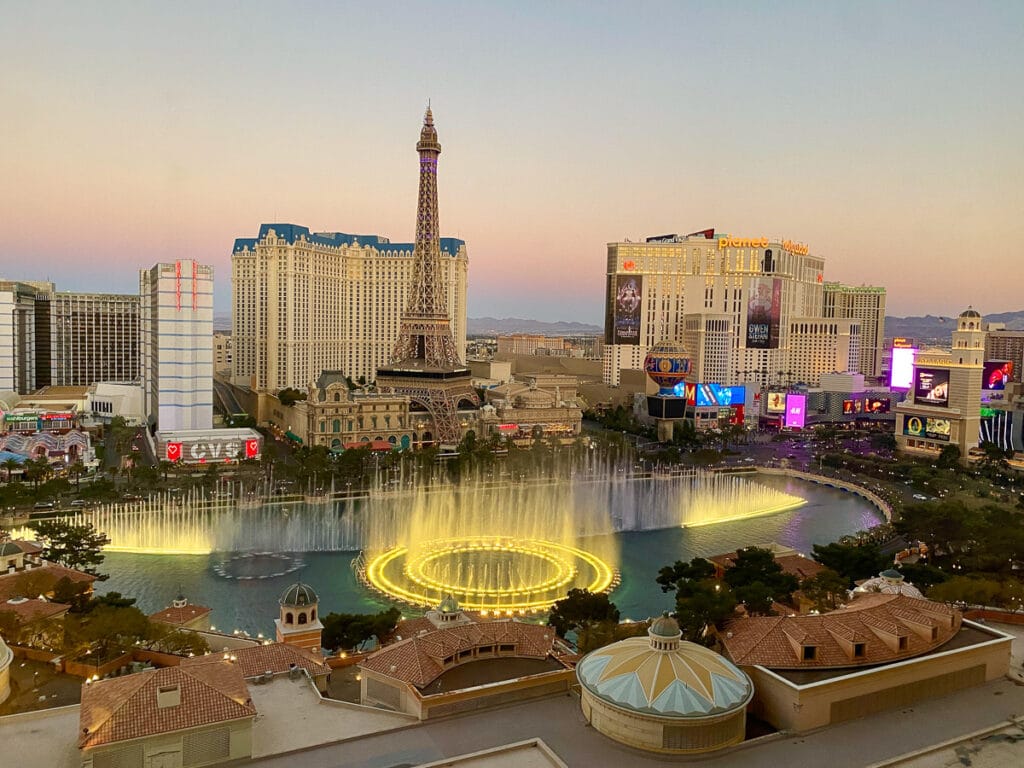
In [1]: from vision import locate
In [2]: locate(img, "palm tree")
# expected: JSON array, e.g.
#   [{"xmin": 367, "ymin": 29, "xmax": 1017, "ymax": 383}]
[
  {"xmin": 2, "ymin": 457, "xmax": 21, "ymax": 483},
  {"xmin": 69, "ymin": 460, "xmax": 85, "ymax": 490}
]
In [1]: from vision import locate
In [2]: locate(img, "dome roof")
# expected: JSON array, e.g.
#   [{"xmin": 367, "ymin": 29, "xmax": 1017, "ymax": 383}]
[
  {"xmin": 0, "ymin": 542, "xmax": 22, "ymax": 557},
  {"xmin": 650, "ymin": 613, "xmax": 680, "ymax": 638},
  {"xmin": 438, "ymin": 594, "xmax": 460, "ymax": 614},
  {"xmin": 516, "ymin": 389, "xmax": 554, "ymax": 408},
  {"xmin": 960, "ymin": 307, "xmax": 981, "ymax": 318},
  {"xmin": 854, "ymin": 572, "xmax": 922, "ymax": 599},
  {"xmin": 643, "ymin": 339, "xmax": 692, "ymax": 394},
  {"xmin": 577, "ymin": 636, "xmax": 753, "ymax": 719},
  {"xmin": 279, "ymin": 582, "xmax": 318, "ymax": 607}
]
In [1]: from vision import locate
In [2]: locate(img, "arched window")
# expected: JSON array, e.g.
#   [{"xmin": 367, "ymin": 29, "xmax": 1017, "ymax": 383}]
[
  {"xmin": 311, "ymin": 608, "xmax": 316, "ymax": 621},
  {"xmin": 333, "ymin": 419, "xmax": 341, "ymax": 433},
  {"xmin": 285, "ymin": 612, "xmax": 294, "ymax": 625},
  {"xmin": 298, "ymin": 613, "xmax": 308, "ymax": 625},
  {"xmin": 319, "ymin": 421, "xmax": 326, "ymax": 433},
  {"xmin": 333, "ymin": 392, "xmax": 341, "ymax": 402}
]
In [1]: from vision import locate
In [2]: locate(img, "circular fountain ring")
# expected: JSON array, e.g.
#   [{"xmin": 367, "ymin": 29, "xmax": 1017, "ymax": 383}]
[
  {"xmin": 362, "ymin": 537, "xmax": 616, "ymax": 614},
  {"xmin": 213, "ymin": 552, "xmax": 304, "ymax": 581}
]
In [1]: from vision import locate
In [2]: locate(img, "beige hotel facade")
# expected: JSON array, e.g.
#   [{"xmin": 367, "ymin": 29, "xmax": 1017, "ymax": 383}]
[
  {"xmin": 603, "ymin": 231, "xmax": 879, "ymax": 390},
  {"xmin": 231, "ymin": 224, "xmax": 467, "ymax": 392}
]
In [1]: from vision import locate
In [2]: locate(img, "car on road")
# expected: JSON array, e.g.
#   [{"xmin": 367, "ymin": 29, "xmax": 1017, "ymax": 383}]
[
  {"xmin": 912, "ymin": 493, "xmax": 929, "ymax": 500},
  {"xmin": 69, "ymin": 499, "xmax": 87, "ymax": 507}
]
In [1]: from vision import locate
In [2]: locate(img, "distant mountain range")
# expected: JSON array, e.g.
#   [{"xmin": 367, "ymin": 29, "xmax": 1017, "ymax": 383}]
[
  {"xmin": 468, "ymin": 317, "xmax": 602, "ymax": 336},
  {"xmin": 885, "ymin": 310, "xmax": 1024, "ymax": 345}
]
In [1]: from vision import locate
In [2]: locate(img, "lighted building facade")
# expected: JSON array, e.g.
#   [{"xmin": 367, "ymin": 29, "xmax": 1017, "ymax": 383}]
[
  {"xmin": 602, "ymin": 232, "xmax": 859, "ymax": 389},
  {"xmin": 0, "ymin": 280, "xmax": 39, "ymax": 393},
  {"xmin": 231, "ymin": 224, "xmax": 467, "ymax": 392},
  {"xmin": 140, "ymin": 260, "xmax": 214, "ymax": 431},
  {"xmin": 895, "ymin": 308, "xmax": 985, "ymax": 460},
  {"xmin": 496, "ymin": 335, "xmax": 569, "ymax": 356},
  {"xmin": 984, "ymin": 325, "xmax": 1024, "ymax": 384},
  {"xmin": 823, "ymin": 283, "xmax": 886, "ymax": 380}
]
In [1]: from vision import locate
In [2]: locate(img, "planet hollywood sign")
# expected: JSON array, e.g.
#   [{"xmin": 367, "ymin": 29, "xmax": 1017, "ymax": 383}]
[{"xmin": 166, "ymin": 437, "xmax": 260, "ymax": 463}]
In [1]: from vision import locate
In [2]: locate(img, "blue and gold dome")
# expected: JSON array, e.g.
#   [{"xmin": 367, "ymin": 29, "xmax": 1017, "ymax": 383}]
[{"xmin": 644, "ymin": 340, "xmax": 692, "ymax": 396}]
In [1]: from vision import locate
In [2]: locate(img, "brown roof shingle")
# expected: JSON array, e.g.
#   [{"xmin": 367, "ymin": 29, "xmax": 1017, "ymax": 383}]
[
  {"xmin": 0, "ymin": 563, "xmax": 96, "ymax": 602},
  {"xmin": 149, "ymin": 604, "xmax": 212, "ymax": 626},
  {"xmin": 361, "ymin": 620, "xmax": 557, "ymax": 688},
  {"xmin": 79, "ymin": 661, "xmax": 255, "ymax": 749},
  {"xmin": 721, "ymin": 594, "xmax": 960, "ymax": 670},
  {"xmin": 182, "ymin": 642, "xmax": 329, "ymax": 679}
]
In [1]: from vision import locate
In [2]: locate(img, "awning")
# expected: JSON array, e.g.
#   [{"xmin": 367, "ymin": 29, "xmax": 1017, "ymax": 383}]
[{"xmin": 285, "ymin": 431, "xmax": 303, "ymax": 443}]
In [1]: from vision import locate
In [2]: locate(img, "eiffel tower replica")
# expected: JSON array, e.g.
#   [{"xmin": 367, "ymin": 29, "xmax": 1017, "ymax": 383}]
[{"xmin": 376, "ymin": 107, "xmax": 479, "ymax": 446}]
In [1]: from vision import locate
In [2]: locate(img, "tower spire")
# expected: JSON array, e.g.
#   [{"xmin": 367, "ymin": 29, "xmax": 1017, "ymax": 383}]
[{"xmin": 376, "ymin": 109, "xmax": 480, "ymax": 446}]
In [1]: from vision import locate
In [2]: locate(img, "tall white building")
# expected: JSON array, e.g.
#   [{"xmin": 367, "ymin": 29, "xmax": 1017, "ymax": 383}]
[
  {"xmin": 231, "ymin": 224, "xmax": 468, "ymax": 392},
  {"xmin": 823, "ymin": 283, "xmax": 886, "ymax": 380},
  {"xmin": 602, "ymin": 232, "xmax": 857, "ymax": 388},
  {"xmin": 140, "ymin": 260, "xmax": 214, "ymax": 431},
  {"xmin": 0, "ymin": 280, "xmax": 39, "ymax": 394}
]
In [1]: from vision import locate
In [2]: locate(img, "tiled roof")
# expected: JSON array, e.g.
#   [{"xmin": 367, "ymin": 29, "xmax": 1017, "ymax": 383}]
[
  {"xmin": 79, "ymin": 661, "xmax": 255, "ymax": 749},
  {"xmin": 1, "ymin": 597, "xmax": 69, "ymax": 623},
  {"xmin": 361, "ymin": 620, "xmax": 557, "ymax": 689},
  {"xmin": 708, "ymin": 545, "xmax": 826, "ymax": 581},
  {"xmin": 0, "ymin": 563, "xmax": 97, "ymax": 602},
  {"xmin": 12, "ymin": 540, "xmax": 44, "ymax": 555},
  {"xmin": 149, "ymin": 604, "xmax": 212, "ymax": 626},
  {"xmin": 183, "ymin": 642, "xmax": 329, "ymax": 679},
  {"xmin": 721, "ymin": 594, "xmax": 961, "ymax": 670}
]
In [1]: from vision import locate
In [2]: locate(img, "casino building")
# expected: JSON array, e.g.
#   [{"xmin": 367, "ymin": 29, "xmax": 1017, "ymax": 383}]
[
  {"xmin": 895, "ymin": 308, "xmax": 985, "ymax": 460},
  {"xmin": 602, "ymin": 230, "xmax": 872, "ymax": 393}
]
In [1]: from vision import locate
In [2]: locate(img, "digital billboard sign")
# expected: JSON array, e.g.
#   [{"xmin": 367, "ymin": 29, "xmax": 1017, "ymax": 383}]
[
  {"xmin": 679, "ymin": 383, "xmax": 746, "ymax": 408},
  {"xmin": 766, "ymin": 391, "xmax": 787, "ymax": 413},
  {"xmin": 842, "ymin": 399, "xmax": 863, "ymax": 415},
  {"xmin": 785, "ymin": 393, "xmax": 807, "ymax": 429},
  {"xmin": 611, "ymin": 275, "xmax": 642, "ymax": 345},
  {"xmin": 983, "ymin": 361, "xmax": 1014, "ymax": 391},
  {"xmin": 746, "ymin": 276, "xmax": 782, "ymax": 350},
  {"xmin": 864, "ymin": 397, "xmax": 890, "ymax": 414},
  {"xmin": 903, "ymin": 416, "xmax": 951, "ymax": 442},
  {"xmin": 914, "ymin": 368, "xmax": 950, "ymax": 407},
  {"xmin": 890, "ymin": 346, "xmax": 918, "ymax": 389}
]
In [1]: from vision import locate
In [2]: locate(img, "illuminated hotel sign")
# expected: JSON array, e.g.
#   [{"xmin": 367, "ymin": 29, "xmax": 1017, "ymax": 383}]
[
  {"xmin": 892, "ymin": 337, "xmax": 914, "ymax": 349},
  {"xmin": 718, "ymin": 237, "xmax": 810, "ymax": 255}
]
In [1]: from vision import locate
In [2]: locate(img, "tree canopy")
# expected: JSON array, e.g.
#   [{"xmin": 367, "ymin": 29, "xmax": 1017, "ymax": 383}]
[
  {"xmin": 29, "ymin": 519, "xmax": 110, "ymax": 577},
  {"xmin": 812, "ymin": 541, "xmax": 890, "ymax": 586},
  {"xmin": 548, "ymin": 589, "xmax": 620, "ymax": 638},
  {"xmin": 321, "ymin": 608, "xmax": 401, "ymax": 651}
]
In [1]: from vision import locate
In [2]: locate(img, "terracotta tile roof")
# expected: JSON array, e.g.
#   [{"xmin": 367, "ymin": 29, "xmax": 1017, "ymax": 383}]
[
  {"xmin": 721, "ymin": 594, "xmax": 960, "ymax": 670},
  {"xmin": 12, "ymin": 540, "xmax": 44, "ymax": 555},
  {"xmin": 183, "ymin": 642, "xmax": 329, "ymax": 679},
  {"xmin": 79, "ymin": 661, "xmax": 255, "ymax": 749},
  {"xmin": 708, "ymin": 545, "xmax": 825, "ymax": 581},
  {"xmin": 149, "ymin": 604, "xmax": 212, "ymax": 626},
  {"xmin": 361, "ymin": 619, "xmax": 557, "ymax": 689},
  {"xmin": 0, "ymin": 563, "xmax": 97, "ymax": 602},
  {"xmin": 389, "ymin": 610, "xmax": 486, "ymax": 642},
  {"xmin": 1, "ymin": 597, "xmax": 69, "ymax": 623}
]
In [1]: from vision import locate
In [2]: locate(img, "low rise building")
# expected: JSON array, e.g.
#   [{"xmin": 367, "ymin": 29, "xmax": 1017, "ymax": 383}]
[
  {"xmin": 149, "ymin": 595, "xmax": 213, "ymax": 632},
  {"xmin": 155, "ymin": 428, "xmax": 261, "ymax": 465},
  {"xmin": 78, "ymin": 661, "xmax": 256, "ymax": 768}
]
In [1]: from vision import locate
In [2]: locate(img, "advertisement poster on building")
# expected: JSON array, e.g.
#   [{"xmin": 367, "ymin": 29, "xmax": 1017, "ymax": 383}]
[
  {"xmin": 766, "ymin": 391, "xmax": 787, "ymax": 413},
  {"xmin": 890, "ymin": 346, "xmax": 918, "ymax": 389},
  {"xmin": 746, "ymin": 276, "xmax": 781, "ymax": 350},
  {"xmin": 612, "ymin": 275, "xmax": 643, "ymax": 345},
  {"xmin": 983, "ymin": 361, "xmax": 1014, "ymax": 391},
  {"xmin": 914, "ymin": 368, "xmax": 950, "ymax": 407},
  {"xmin": 864, "ymin": 397, "xmax": 890, "ymax": 414},
  {"xmin": 785, "ymin": 393, "xmax": 806, "ymax": 429},
  {"xmin": 904, "ymin": 416, "xmax": 952, "ymax": 442}
]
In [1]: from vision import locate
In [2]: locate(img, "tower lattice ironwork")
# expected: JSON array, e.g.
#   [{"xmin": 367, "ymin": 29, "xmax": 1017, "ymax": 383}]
[{"xmin": 377, "ymin": 108, "xmax": 479, "ymax": 445}]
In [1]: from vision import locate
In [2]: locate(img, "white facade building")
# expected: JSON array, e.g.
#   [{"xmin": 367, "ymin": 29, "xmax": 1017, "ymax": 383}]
[
  {"xmin": 140, "ymin": 260, "xmax": 214, "ymax": 431},
  {"xmin": 0, "ymin": 280, "xmax": 37, "ymax": 394},
  {"xmin": 602, "ymin": 232, "xmax": 861, "ymax": 388},
  {"xmin": 231, "ymin": 224, "xmax": 468, "ymax": 392}
]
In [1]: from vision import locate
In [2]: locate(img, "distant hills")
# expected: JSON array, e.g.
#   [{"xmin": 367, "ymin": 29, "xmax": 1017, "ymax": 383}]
[
  {"xmin": 885, "ymin": 310, "xmax": 1024, "ymax": 345},
  {"xmin": 468, "ymin": 317, "xmax": 602, "ymax": 336}
]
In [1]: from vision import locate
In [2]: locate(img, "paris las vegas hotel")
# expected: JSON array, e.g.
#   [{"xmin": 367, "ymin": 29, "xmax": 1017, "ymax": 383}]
[{"xmin": 603, "ymin": 230, "xmax": 886, "ymax": 390}]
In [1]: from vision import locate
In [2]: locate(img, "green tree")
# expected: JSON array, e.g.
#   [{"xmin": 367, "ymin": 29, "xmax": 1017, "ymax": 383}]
[
  {"xmin": 548, "ymin": 589, "xmax": 620, "ymax": 638},
  {"xmin": 65, "ymin": 604, "xmax": 150, "ymax": 659},
  {"xmin": 893, "ymin": 563, "xmax": 948, "ymax": 590},
  {"xmin": 51, "ymin": 576, "xmax": 94, "ymax": 612},
  {"xmin": 673, "ymin": 579, "xmax": 737, "ymax": 644},
  {"xmin": 321, "ymin": 607, "xmax": 401, "ymax": 651},
  {"xmin": 29, "ymin": 519, "xmax": 111, "ymax": 576},
  {"xmin": 576, "ymin": 619, "xmax": 649, "ymax": 654},
  {"xmin": 812, "ymin": 542, "xmax": 891, "ymax": 586},
  {"xmin": 927, "ymin": 576, "xmax": 1002, "ymax": 608},
  {"xmin": 2, "ymin": 457, "xmax": 22, "ymax": 482},
  {"xmin": 936, "ymin": 444, "xmax": 962, "ymax": 470},
  {"xmin": 278, "ymin": 387, "xmax": 308, "ymax": 407},
  {"xmin": 722, "ymin": 547, "xmax": 799, "ymax": 605},
  {"xmin": 147, "ymin": 624, "xmax": 210, "ymax": 656},
  {"xmin": 800, "ymin": 569, "xmax": 849, "ymax": 612},
  {"xmin": 656, "ymin": 557, "xmax": 716, "ymax": 593},
  {"xmin": 894, "ymin": 500, "xmax": 982, "ymax": 566}
]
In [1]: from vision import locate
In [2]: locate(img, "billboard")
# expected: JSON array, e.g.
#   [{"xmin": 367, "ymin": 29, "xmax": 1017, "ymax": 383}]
[
  {"xmin": 766, "ymin": 391, "xmax": 787, "ymax": 413},
  {"xmin": 914, "ymin": 368, "xmax": 950, "ymax": 407},
  {"xmin": 983, "ymin": 361, "xmax": 1014, "ymax": 392},
  {"xmin": 842, "ymin": 399, "xmax": 862, "ymax": 415},
  {"xmin": 785, "ymin": 393, "xmax": 807, "ymax": 429},
  {"xmin": 890, "ymin": 346, "xmax": 918, "ymax": 389},
  {"xmin": 864, "ymin": 397, "xmax": 891, "ymax": 414},
  {"xmin": 904, "ymin": 416, "xmax": 951, "ymax": 442},
  {"xmin": 746, "ymin": 276, "xmax": 782, "ymax": 349},
  {"xmin": 611, "ymin": 275, "xmax": 643, "ymax": 345}
]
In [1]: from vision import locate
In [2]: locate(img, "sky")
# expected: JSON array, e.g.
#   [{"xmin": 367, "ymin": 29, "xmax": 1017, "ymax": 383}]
[{"xmin": 2, "ymin": 1, "xmax": 1022, "ymax": 324}]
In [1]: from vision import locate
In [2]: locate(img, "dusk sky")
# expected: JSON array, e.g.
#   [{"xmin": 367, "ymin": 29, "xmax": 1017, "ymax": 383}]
[{"xmin": 2, "ymin": 1, "xmax": 1022, "ymax": 324}]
